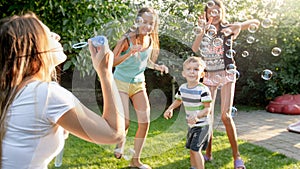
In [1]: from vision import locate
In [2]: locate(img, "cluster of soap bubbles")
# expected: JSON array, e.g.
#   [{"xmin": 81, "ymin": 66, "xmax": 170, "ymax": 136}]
[
  {"xmin": 193, "ymin": 1, "xmax": 241, "ymax": 84},
  {"xmin": 261, "ymin": 46, "xmax": 281, "ymax": 80},
  {"xmin": 192, "ymin": 0, "xmax": 282, "ymax": 82}
]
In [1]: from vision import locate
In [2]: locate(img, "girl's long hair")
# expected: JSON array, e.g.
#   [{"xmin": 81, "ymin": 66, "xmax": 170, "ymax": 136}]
[
  {"xmin": 138, "ymin": 7, "xmax": 160, "ymax": 63},
  {"xmin": 0, "ymin": 13, "xmax": 55, "ymax": 167}
]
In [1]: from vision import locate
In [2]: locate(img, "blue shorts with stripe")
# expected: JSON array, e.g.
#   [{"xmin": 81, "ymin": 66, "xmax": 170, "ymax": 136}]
[{"xmin": 186, "ymin": 125, "xmax": 210, "ymax": 151}]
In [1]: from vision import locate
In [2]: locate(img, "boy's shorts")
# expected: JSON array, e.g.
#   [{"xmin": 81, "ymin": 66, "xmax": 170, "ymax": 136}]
[
  {"xmin": 186, "ymin": 125, "xmax": 210, "ymax": 151},
  {"xmin": 114, "ymin": 79, "xmax": 146, "ymax": 97}
]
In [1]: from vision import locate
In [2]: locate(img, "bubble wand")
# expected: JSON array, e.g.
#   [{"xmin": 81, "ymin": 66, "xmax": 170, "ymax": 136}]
[{"xmin": 72, "ymin": 35, "xmax": 109, "ymax": 53}]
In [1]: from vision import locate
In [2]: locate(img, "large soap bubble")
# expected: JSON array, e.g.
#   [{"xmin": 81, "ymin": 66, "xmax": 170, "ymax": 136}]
[
  {"xmin": 241, "ymin": 51, "xmax": 249, "ymax": 58},
  {"xmin": 246, "ymin": 36, "xmax": 255, "ymax": 44},
  {"xmin": 225, "ymin": 49, "xmax": 236, "ymax": 59},
  {"xmin": 261, "ymin": 69, "xmax": 273, "ymax": 80},
  {"xmin": 271, "ymin": 47, "xmax": 281, "ymax": 56},
  {"xmin": 261, "ymin": 18, "xmax": 272, "ymax": 28},
  {"xmin": 207, "ymin": 0, "xmax": 215, "ymax": 8},
  {"xmin": 248, "ymin": 23, "xmax": 259, "ymax": 33}
]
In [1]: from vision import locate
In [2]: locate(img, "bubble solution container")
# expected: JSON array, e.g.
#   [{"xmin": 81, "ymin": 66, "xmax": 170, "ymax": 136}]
[{"xmin": 90, "ymin": 35, "xmax": 110, "ymax": 54}]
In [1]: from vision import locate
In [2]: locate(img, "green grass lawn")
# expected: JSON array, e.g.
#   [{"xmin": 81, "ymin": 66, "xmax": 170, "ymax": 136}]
[{"xmin": 49, "ymin": 107, "xmax": 300, "ymax": 169}]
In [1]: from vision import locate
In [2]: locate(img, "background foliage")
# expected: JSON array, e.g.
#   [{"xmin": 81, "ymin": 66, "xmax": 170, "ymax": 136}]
[{"xmin": 1, "ymin": 0, "xmax": 299, "ymax": 106}]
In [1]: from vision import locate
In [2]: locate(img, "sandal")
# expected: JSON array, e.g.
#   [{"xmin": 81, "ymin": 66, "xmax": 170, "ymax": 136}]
[
  {"xmin": 203, "ymin": 154, "xmax": 213, "ymax": 162},
  {"xmin": 129, "ymin": 164, "xmax": 151, "ymax": 169},
  {"xmin": 234, "ymin": 159, "xmax": 246, "ymax": 169}
]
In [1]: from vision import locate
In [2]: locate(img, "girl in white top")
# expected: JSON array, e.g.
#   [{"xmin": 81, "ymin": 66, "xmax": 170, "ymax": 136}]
[{"xmin": 0, "ymin": 13, "xmax": 125, "ymax": 169}]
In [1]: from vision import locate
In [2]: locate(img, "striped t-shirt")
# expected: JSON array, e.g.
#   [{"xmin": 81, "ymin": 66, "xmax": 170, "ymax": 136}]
[{"xmin": 175, "ymin": 83, "xmax": 212, "ymax": 127}]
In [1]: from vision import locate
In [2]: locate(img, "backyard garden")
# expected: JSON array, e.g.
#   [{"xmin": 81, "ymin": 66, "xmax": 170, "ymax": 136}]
[{"xmin": 1, "ymin": 0, "xmax": 300, "ymax": 168}]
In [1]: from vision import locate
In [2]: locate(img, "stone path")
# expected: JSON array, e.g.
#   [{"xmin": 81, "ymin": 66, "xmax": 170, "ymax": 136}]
[{"xmin": 214, "ymin": 110, "xmax": 300, "ymax": 161}]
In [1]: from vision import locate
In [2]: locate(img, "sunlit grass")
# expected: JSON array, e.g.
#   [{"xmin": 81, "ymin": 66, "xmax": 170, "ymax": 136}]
[{"xmin": 49, "ymin": 108, "xmax": 300, "ymax": 169}]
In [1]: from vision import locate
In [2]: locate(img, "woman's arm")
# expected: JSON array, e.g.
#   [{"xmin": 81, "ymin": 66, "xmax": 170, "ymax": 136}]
[{"xmin": 57, "ymin": 40, "xmax": 126, "ymax": 144}]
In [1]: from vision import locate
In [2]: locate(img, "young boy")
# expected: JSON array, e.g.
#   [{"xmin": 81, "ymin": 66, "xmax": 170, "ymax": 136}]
[{"xmin": 164, "ymin": 56, "xmax": 212, "ymax": 169}]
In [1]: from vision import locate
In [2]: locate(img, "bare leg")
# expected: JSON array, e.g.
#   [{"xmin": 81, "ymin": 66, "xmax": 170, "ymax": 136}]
[
  {"xmin": 130, "ymin": 90, "xmax": 151, "ymax": 168},
  {"xmin": 190, "ymin": 150, "xmax": 205, "ymax": 169},
  {"xmin": 220, "ymin": 82, "xmax": 242, "ymax": 162},
  {"xmin": 114, "ymin": 92, "xmax": 130, "ymax": 159},
  {"xmin": 205, "ymin": 85, "xmax": 218, "ymax": 159}
]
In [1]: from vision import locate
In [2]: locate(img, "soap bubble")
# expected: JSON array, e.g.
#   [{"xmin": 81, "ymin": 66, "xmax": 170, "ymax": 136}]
[
  {"xmin": 193, "ymin": 26, "xmax": 203, "ymax": 35},
  {"xmin": 246, "ymin": 36, "xmax": 255, "ymax": 44},
  {"xmin": 201, "ymin": 36, "xmax": 211, "ymax": 45},
  {"xmin": 186, "ymin": 14, "xmax": 196, "ymax": 24},
  {"xmin": 231, "ymin": 106, "xmax": 238, "ymax": 117},
  {"xmin": 198, "ymin": 19, "xmax": 206, "ymax": 27},
  {"xmin": 234, "ymin": 71, "xmax": 240, "ymax": 80},
  {"xmin": 199, "ymin": 47, "xmax": 210, "ymax": 57},
  {"xmin": 261, "ymin": 18, "xmax": 272, "ymax": 28},
  {"xmin": 271, "ymin": 47, "xmax": 281, "ymax": 56},
  {"xmin": 211, "ymin": 9, "xmax": 219, "ymax": 17},
  {"xmin": 261, "ymin": 69, "xmax": 273, "ymax": 80},
  {"xmin": 134, "ymin": 16, "xmax": 144, "ymax": 26},
  {"xmin": 205, "ymin": 25, "xmax": 217, "ymax": 38},
  {"xmin": 225, "ymin": 64, "xmax": 236, "ymax": 74},
  {"xmin": 207, "ymin": 0, "xmax": 215, "ymax": 8},
  {"xmin": 225, "ymin": 49, "xmax": 236, "ymax": 59},
  {"xmin": 241, "ymin": 51, "xmax": 249, "ymax": 57},
  {"xmin": 212, "ymin": 74, "xmax": 222, "ymax": 84},
  {"xmin": 248, "ymin": 23, "xmax": 259, "ymax": 33},
  {"xmin": 206, "ymin": 29, "xmax": 217, "ymax": 38},
  {"xmin": 226, "ymin": 70, "xmax": 240, "ymax": 82},
  {"xmin": 213, "ymin": 37, "xmax": 223, "ymax": 47},
  {"xmin": 225, "ymin": 38, "xmax": 232, "ymax": 46}
]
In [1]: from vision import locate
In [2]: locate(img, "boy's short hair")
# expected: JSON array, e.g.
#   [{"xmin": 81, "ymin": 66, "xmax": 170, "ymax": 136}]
[{"xmin": 183, "ymin": 56, "xmax": 206, "ymax": 69}]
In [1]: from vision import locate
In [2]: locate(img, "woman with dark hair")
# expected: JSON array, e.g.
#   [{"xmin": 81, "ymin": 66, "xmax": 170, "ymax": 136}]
[
  {"xmin": 192, "ymin": 1, "xmax": 260, "ymax": 168},
  {"xmin": 0, "ymin": 13, "xmax": 125, "ymax": 169}
]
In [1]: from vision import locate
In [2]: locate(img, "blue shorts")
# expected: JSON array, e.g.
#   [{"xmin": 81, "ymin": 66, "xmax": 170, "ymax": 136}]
[{"xmin": 186, "ymin": 125, "xmax": 210, "ymax": 151}]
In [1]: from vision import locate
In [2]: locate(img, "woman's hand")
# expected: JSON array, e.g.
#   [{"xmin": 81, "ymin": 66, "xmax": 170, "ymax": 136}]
[{"xmin": 88, "ymin": 39, "xmax": 113, "ymax": 74}]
